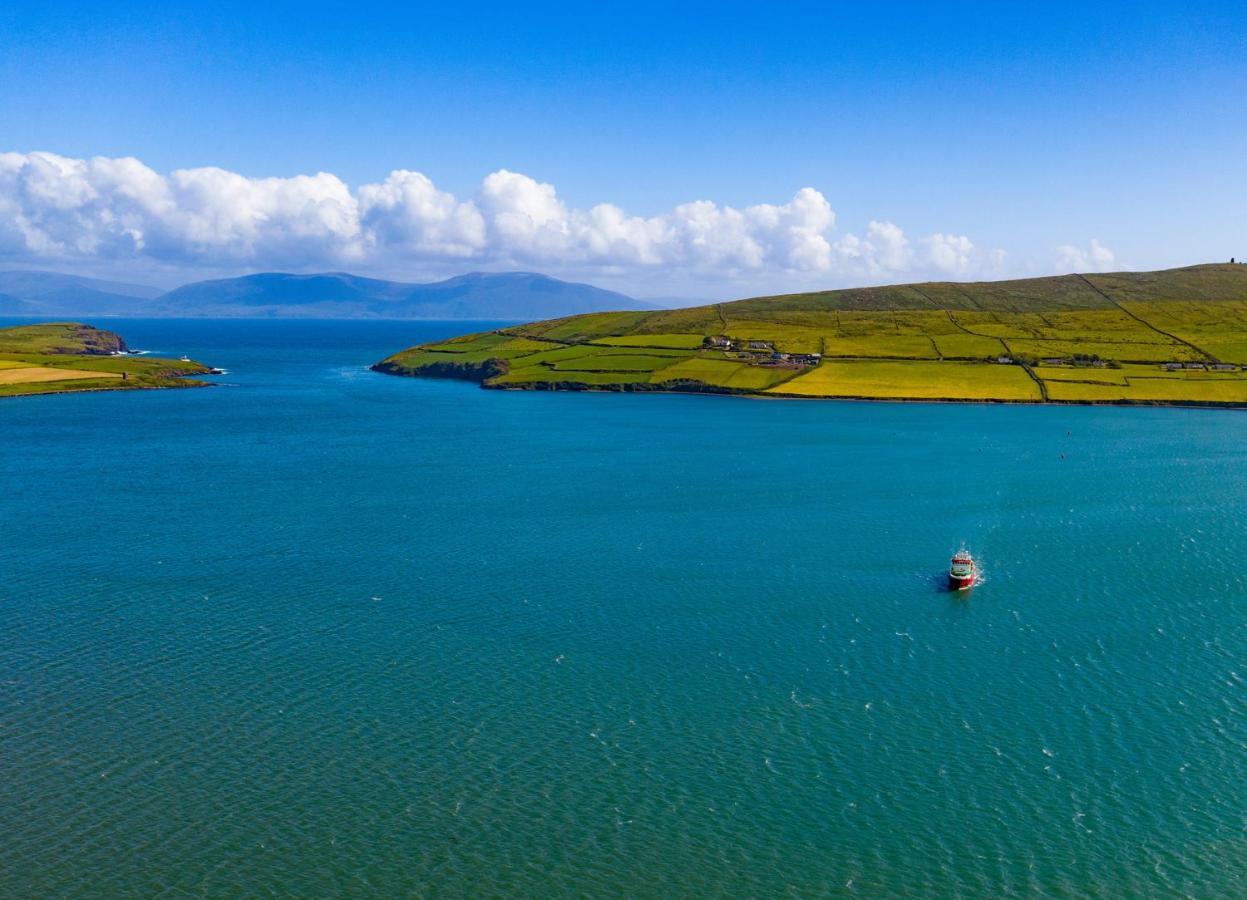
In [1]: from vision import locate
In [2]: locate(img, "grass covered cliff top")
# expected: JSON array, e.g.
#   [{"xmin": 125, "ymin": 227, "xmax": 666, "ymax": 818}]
[
  {"xmin": 373, "ymin": 263, "xmax": 1247, "ymax": 406},
  {"xmin": 0, "ymin": 322, "xmax": 213, "ymax": 397}
]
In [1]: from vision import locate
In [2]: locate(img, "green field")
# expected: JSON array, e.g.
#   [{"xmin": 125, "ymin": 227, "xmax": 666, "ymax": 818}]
[
  {"xmin": 1039, "ymin": 363, "xmax": 1247, "ymax": 403},
  {"xmin": 770, "ymin": 360, "xmax": 1041, "ymax": 401},
  {"xmin": 0, "ymin": 323, "xmax": 213, "ymax": 397},
  {"xmin": 373, "ymin": 263, "xmax": 1247, "ymax": 406}
]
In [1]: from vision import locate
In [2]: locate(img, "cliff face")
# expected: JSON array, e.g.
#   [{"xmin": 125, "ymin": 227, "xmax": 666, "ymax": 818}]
[
  {"xmin": 370, "ymin": 357, "xmax": 509, "ymax": 382},
  {"xmin": 0, "ymin": 322, "xmax": 129, "ymax": 356},
  {"xmin": 68, "ymin": 325, "xmax": 128, "ymax": 355}
]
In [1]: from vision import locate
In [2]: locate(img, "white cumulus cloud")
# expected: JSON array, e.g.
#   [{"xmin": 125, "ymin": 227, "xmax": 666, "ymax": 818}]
[
  {"xmin": 0, "ymin": 150, "xmax": 1029, "ymax": 291},
  {"xmin": 0, "ymin": 152, "xmax": 363, "ymax": 267},
  {"xmin": 920, "ymin": 233, "xmax": 977, "ymax": 275},
  {"xmin": 357, "ymin": 170, "xmax": 484, "ymax": 258},
  {"xmin": 1055, "ymin": 239, "xmax": 1116, "ymax": 273}
]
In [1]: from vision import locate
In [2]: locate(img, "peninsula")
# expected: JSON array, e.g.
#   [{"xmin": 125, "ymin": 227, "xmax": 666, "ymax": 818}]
[
  {"xmin": 0, "ymin": 323, "xmax": 213, "ymax": 397},
  {"xmin": 372, "ymin": 263, "xmax": 1247, "ymax": 406}
]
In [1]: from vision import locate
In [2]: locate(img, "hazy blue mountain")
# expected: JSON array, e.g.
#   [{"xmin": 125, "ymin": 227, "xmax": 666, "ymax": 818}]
[
  {"xmin": 0, "ymin": 270, "xmax": 166, "ymax": 317},
  {"xmin": 0, "ymin": 270, "xmax": 165, "ymax": 300},
  {"xmin": 0, "ymin": 269, "xmax": 649, "ymax": 319},
  {"xmin": 0, "ymin": 291, "xmax": 38, "ymax": 315},
  {"xmin": 392, "ymin": 272, "xmax": 648, "ymax": 319},
  {"xmin": 153, "ymin": 271, "xmax": 649, "ymax": 319}
]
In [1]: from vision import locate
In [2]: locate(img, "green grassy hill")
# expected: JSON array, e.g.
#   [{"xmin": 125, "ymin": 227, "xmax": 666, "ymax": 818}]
[
  {"xmin": 0, "ymin": 323, "xmax": 213, "ymax": 397},
  {"xmin": 372, "ymin": 263, "xmax": 1247, "ymax": 405}
]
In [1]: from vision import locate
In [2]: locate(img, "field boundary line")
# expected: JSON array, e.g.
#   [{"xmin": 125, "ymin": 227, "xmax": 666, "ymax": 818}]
[
  {"xmin": 940, "ymin": 308, "xmax": 973, "ymax": 334},
  {"xmin": 940, "ymin": 308, "xmax": 999, "ymax": 339},
  {"xmin": 1019, "ymin": 362, "xmax": 1049, "ymax": 401},
  {"xmin": 908, "ymin": 285, "xmax": 946, "ymax": 313},
  {"xmin": 1074, "ymin": 274, "xmax": 1212, "ymax": 360}
]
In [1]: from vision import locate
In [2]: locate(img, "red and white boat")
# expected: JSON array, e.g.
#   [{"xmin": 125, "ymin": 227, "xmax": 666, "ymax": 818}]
[{"xmin": 948, "ymin": 547, "xmax": 977, "ymax": 591}]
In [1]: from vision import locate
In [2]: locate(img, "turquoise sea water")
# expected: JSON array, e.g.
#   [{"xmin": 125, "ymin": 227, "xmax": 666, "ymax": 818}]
[{"xmin": 4, "ymin": 318, "xmax": 1247, "ymax": 896}]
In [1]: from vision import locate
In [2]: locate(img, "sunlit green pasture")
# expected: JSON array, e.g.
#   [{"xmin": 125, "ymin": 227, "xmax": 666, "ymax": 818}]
[
  {"xmin": 489, "ymin": 368, "xmax": 650, "ymax": 387},
  {"xmin": 545, "ymin": 352, "xmax": 687, "ymax": 372},
  {"xmin": 652, "ymin": 357, "xmax": 800, "ymax": 390},
  {"xmin": 769, "ymin": 361, "xmax": 1040, "ymax": 401},
  {"xmin": 1041, "ymin": 364, "xmax": 1247, "ymax": 403},
  {"xmin": 1120, "ymin": 301, "xmax": 1247, "ymax": 362},
  {"xmin": 514, "ymin": 310, "xmax": 655, "ymax": 341},
  {"xmin": 1033, "ymin": 366, "xmax": 1130, "ymax": 386},
  {"xmin": 433, "ymin": 332, "xmax": 515, "ymax": 353},
  {"xmin": 931, "ymin": 333, "xmax": 1008, "ymax": 358},
  {"xmin": 1191, "ymin": 342, "xmax": 1247, "ymax": 364},
  {"xmin": 823, "ymin": 335, "xmax": 938, "ymax": 358},
  {"xmin": 716, "ymin": 321, "xmax": 824, "ymax": 354},
  {"xmin": 1004, "ymin": 339, "xmax": 1196, "ymax": 362},
  {"xmin": 593, "ymin": 333, "xmax": 707, "ymax": 349}
]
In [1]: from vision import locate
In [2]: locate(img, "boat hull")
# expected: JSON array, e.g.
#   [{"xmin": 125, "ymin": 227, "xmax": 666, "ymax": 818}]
[{"xmin": 949, "ymin": 572, "xmax": 976, "ymax": 591}]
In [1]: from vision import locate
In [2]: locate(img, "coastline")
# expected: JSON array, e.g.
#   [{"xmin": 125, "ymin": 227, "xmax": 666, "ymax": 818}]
[
  {"xmin": 370, "ymin": 263, "xmax": 1247, "ymax": 410},
  {"xmin": 0, "ymin": 323, "xmax": 216, "ymax": 399},
  {"xmin": 0, "ymin": 379, "xmax": 212, "ymax": 400},
  {"xmin": 373, "ymin": 364, "xmax": 1247, "ymax": 410}
]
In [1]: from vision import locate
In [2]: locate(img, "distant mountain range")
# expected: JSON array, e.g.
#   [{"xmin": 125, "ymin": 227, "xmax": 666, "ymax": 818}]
[
  {"xmin": 0, "ymin": 271, "xmax": 165, "ymax": 318},
  {"xmin": 0, "ymin": 270, "xmax": 653, "ymax": 320}
]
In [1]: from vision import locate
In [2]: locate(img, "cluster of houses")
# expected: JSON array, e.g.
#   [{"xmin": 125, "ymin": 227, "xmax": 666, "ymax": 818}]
[
  {"xmin": 994, "ymin": 355, "xmax": 1111, "ymax": 368},
  {"xmin": 703, "ymin": 335, "xmax": 821, "ymax": 368},
  {"xmin": 996, "ymin": 354, "xmax": 1243, "ymax": 372},
  {"xmin": 766, "ymin": 351, "xmax": 822, "ymax": 367},
  {"xmin": 1161, "ymin": 362, "xmax": 1241, "ymax": 372},
  {"xmin": 702, "ymin": 335, "xmax": 1243, "ymax": 374},
  {"xmin": 1044, "ymin": 358, "xmax": 1108, "ymax": 367},
  {"xmin": 704, "ymin": 336, "xmax": 755, "ymax": 351}
]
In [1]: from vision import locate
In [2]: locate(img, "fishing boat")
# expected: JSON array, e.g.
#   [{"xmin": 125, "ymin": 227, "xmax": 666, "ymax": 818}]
[{"xmin": 948, "ymin": 546, "xmax": 977, "ymax": 591}]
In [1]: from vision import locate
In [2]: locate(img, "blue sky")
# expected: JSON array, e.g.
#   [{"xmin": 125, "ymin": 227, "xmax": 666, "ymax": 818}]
[{"xmin": 1, "ymin": 1, "xmax": 1244, "ymax": 297}]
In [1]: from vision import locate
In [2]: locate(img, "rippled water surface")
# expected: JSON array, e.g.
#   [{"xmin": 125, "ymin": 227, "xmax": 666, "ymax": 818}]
[{"xmin": 4, "ymin": 318, "xmax": 1247, "ymax": 896}]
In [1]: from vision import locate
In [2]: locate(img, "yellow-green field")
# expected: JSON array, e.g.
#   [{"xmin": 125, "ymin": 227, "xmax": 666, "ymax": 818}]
[
  {"xmin": 0, "ymin": 323, "xmax": 213, "ymax": 397},
  {"xmin": 769, "ymin": 361, "xmax": 1041, "ymax": 401},
  {"xmin": 1038, "ymin": 364, "xmax": 1247, "ymax": 403},
  {"xmin": 0, "ymin": 366, "xmax": 124, "ymax": 385},
  {"xmin": 373, "ymin": 263, "xmax": 1247, "ymax": 406}
]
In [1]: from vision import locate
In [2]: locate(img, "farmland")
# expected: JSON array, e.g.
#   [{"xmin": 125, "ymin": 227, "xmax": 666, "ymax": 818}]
[
  {"xmin": 770, "ymin": 361, "xmax": 1041, "ymax": 401},
  {"xmin": 373, "ymin": 263, "xmax": 1247, "ymax": 406},
  {"xmin": 0, "ymin": 323, "xmax": 213, "ymax": 397}
]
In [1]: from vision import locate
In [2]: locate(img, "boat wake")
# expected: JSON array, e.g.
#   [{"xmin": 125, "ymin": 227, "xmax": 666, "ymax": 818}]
[{"xmin": 789, "ymin": 690, "xmax": 814, "ymax": 708}]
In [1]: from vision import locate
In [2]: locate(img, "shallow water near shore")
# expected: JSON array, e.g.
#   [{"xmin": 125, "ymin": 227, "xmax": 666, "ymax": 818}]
[{"xmin": 4, "ymin": 318, "xmax": 1247, "ymax": 896}]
